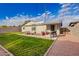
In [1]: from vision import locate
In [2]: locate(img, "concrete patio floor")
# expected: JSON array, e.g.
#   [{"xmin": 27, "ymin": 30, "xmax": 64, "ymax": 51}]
[{"xmin": 46, "ymin": 32, "xmax": 79, "ymax": 56}]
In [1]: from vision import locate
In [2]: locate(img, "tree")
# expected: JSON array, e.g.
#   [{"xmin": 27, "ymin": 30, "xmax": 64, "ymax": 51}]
[{"xmin": 1, "ymin": 25, "xmax": 8, "ymax": 28}]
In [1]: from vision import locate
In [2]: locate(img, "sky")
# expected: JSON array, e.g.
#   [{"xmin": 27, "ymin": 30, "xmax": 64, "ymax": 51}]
[
  {"xmin": 0, "ymin": 3, "xmax": 60, "ymax": 19},
  {"xmin": 0, "ymin": 3, "xmax": 79, "ymax": 26}
]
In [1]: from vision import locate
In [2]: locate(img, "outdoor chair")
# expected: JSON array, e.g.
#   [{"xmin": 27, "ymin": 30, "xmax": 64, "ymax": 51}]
[{"xmin": 50, "ymin": 31, "xmax": 57, "ymax": 38}]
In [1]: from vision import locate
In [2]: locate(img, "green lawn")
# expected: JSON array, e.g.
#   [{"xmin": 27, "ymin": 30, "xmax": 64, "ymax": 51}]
[{"xmin": 0, "ymin": 33, "xmax": 53, "ymax": 56}]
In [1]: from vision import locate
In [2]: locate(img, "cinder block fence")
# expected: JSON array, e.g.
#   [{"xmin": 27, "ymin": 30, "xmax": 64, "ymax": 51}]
[{"xmin": 0, "ymin": 26, "xmax": 21, "ymax": 33}]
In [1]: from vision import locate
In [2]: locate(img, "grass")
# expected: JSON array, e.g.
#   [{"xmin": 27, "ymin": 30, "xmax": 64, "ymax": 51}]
[{"xmin": 0, "ymin": 33, "xmax": 53, "ymax": 56}]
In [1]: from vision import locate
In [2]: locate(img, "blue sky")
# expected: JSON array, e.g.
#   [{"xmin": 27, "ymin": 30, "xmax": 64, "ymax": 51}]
[
  {"xmin": 0, "ymin": 3, "xmax": 79, "ymax": 26},
  {"xmin": 0, "ymin": 3, "xmax": 61, "ymax": 19}
]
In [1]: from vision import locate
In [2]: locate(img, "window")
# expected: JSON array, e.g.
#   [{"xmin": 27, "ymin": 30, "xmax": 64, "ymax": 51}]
[{"xmin": 32, "ymin": 26, "xmax": 36, "ymax": 31}]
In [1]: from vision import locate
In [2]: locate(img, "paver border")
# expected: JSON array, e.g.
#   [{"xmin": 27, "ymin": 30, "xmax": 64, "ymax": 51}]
[
  {"xmin": 44, "ymin": 36, "xmax": 59, "ymax": 56},
  {"xmin": 0, "ymin": 45, "xmax": 14, "ymax": 56}
]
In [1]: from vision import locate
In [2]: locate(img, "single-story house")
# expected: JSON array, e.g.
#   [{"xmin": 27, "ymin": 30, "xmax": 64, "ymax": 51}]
[
  {"xmin": 21, "ymin": 19, "xmax": 62, "ymax": 37},
  {"xmin": 21, "ymin": 16, "xmax": 79, "ymax": 38}
]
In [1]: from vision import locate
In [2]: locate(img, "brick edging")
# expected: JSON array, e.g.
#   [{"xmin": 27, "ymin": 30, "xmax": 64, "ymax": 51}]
[
  {"xmin": 44, "ymin": 36, "xmax": 59, "ymax": 56},
  {"xmin": 0, "ymin": 45, "xmax": 14, "ymax": 56}
]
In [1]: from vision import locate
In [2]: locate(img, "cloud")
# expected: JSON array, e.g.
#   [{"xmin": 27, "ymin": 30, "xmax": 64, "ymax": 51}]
[
  {"xmin": 58, "ymin": 8, "xmax": 71, "ymax": 17},
  {"xmin": 73, "ymin": 6, "xmax": 79, "ymax": 14},
  {"xmin": 0, "ymin": 15, "xmax": 30, "ymax": 26},
  {"xmin": 73, "ymin": 6, "xmax": 79, "ymax": 9},
  {"xmin": 5, "ymin": 16, "xmax": 9, "ymax": 20},
  {"xmin": 45, "ymin": 11, "xmax": 51, "ymax": 14},
  {"xmin": 58, "ymin": 3, "xmax": 79, "ymax": 27},
  {"xmin": 61, "ymin": 3, "xmax": 71, "ymax": 8},
  {"xmin": 58, "ymin": 3, "xmax": 79, "ymax": 16},
  {"xmin": 0, "ymin": 4, "xmax": 79, "ymax": 27},
  {"xmin": 31, "ymin": 11, "xmax": 55, "ymax": 22},
  {"xmin": 58, "ymin": 3, "xmax": 72, "ymax": 17},
  {"xmin": 0, "ymin": 11, "xmax": 55, "ymax": 26}
]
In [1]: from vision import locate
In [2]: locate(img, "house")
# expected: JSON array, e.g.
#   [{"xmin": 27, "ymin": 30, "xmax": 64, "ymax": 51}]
[
  {"xmin": 21, "ymin": 16, "xmax": 79, "ymax": 38},
  {"xmin": 21, "ymin": 19, "xmax": 62, "ymax": 38}
]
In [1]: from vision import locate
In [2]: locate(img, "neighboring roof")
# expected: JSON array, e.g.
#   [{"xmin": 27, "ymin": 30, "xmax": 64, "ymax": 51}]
[{"xmin": 61, "ymin": 16, "xmax": 79, "ymax": 28}]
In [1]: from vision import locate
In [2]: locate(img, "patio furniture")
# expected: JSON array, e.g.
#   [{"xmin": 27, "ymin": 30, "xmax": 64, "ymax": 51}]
[
  {"xmin": 46, "ymin": 32, "xmax": 49, "ymax": 35},
  {"xmin": 50, "ymin": 31, "xmax": 57, "ymax": 38},
  {"xmin": 26, "ymin": 31, "xmax": 30, "ymax": 35},
  {"xmin": 41, "ymin": 32, "xmax": 45, "ymax": 36}
]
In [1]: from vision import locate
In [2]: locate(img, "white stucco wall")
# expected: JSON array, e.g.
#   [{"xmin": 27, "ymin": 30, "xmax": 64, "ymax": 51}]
[
  {"xmin": 22, "ymin": 21, "xmax": 61, "ymax": 36},
  {"xmin": 36, "ymin": 25, "xmax": 46, "ymax": 33},
  {"xmin": 55, "ymin": 24, "xmax": 60, "ymax": 35},
  {"xmin": 22, "ymin": 26, "xmax": 32, "ymax": 32},
  {"xmin": 22, "ymin": 24, "xmax": 46, "ymax": 34}
]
